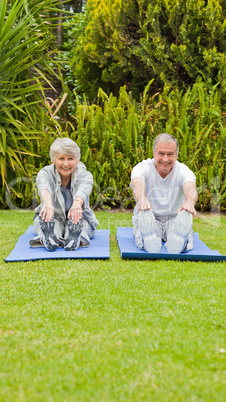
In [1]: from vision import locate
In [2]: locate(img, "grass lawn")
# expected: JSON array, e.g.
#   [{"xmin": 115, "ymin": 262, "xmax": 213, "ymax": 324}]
[{"xmin": 0, "ymin": 210, "xmax": 225, "ymax": 401}]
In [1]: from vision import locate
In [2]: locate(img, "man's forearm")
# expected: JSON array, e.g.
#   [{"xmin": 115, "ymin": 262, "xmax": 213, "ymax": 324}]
[
  {"xmin": 132, "ymin": 178, "xmax": 152, "ymax": 211},
  {"xmin": 184, "ymin": 183, "xmax": 198, "ymax": 205},
  {"xmin": 179, "ymin": 181, "xmax": 198, "ymax": 215}
]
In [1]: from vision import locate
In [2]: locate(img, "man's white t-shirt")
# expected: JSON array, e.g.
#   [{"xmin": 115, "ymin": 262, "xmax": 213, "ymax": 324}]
[{"xmin": 131, "ymin": 158, "xmax": 196, "ymax": 219}]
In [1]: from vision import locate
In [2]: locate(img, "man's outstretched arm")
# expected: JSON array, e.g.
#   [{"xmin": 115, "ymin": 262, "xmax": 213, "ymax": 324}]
[
  {"xmin": 178, "ymin": 181, "xmax": 198, "ymax": 215},
  {"xmin": 131, "ymin": 177, "xmax": 152, "ymax": 212}
]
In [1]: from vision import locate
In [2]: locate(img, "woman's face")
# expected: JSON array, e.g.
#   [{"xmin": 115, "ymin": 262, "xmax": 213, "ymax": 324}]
[{"xmin": 54, "ymin": 153, "xmax": 78, "ymax": 179}]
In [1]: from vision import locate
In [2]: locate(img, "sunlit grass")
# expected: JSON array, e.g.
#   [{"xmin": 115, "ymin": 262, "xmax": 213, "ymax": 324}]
[{"xmin": 0, "ymin": 210, "xmax": 225, "ymax": 401}]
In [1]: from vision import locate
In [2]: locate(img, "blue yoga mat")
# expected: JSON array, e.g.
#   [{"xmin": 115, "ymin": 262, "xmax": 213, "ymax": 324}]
[
  {"xmin": 5, "ymin": 226, "xmax": 110, "ymax": 262},
  {"xmin": 117, "ymin": 227, "xmax": 226, "ymax": 262}
]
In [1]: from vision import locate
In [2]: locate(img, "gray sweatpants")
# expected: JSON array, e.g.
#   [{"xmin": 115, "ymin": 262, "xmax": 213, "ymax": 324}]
[{"xmin": 132, "ymin": 214, "xmax": 193, "ymax": 252}]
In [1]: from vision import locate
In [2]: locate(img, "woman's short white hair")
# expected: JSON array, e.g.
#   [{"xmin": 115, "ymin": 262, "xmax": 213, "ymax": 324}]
[
  {"xmin": 50, "ymin": 138, "xmax": 81, "ymax": 163},
  {"xmin": 153, "ymin": 133, "xmax": 179, "ymax": 154}
]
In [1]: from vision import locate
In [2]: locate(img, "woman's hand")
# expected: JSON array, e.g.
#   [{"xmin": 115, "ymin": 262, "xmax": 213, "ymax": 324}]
[
  {"xmin": 39, "ymin": 204, "xmax": 55, "ymax": 222},
  {"xmin": 39, "ymin": 189, "xmax": 54, "ymax": 222},
  {"xmin": 68, "ymin": 197, "xmax": 83, "ymax": 224}
]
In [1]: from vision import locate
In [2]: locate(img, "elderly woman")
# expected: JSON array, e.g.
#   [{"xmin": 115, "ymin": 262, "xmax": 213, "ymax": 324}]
[{"xmin": 29, "ymin": 138, "xmax": 98, "ymax": 251}]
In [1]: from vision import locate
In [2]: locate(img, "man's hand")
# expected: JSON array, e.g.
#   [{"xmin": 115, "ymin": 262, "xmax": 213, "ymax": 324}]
[
  {"xmin": 137, "ymin": 198, "xmax": 152, "ymax": 213},
  {"xmin": 131, "ymin": 177, "xmax": 152, "ymax": 213},
  {"xmin": 68, "ymin": 197, "xmax": 83, "ymax": 224},
  {"xmin": 178, "ymin": 201, "xmax": 196, "ymax": 215},
  {"xmin": 178, "ymin": 181, "xmax": 198, "ymax": 216}
]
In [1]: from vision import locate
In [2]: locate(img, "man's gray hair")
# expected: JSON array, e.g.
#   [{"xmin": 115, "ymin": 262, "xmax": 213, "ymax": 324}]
[
  {"xmin": 50, "ymin": 138, "xmax": 81, "ymax": 163},
  {"xmin": 153, "ymin": 133, "xmax": 179, "ymax": 154}
]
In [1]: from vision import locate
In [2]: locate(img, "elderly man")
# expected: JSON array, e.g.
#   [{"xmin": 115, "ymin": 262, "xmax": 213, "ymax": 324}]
[{"xmin": 131, "ymin": 133, "xmax": 198, "ymax": 254}]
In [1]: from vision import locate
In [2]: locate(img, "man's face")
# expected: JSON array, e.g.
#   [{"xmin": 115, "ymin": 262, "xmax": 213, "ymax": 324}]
[{"xmin": 153, "ymin": 141, "xmax": 178, "ymax": 178}]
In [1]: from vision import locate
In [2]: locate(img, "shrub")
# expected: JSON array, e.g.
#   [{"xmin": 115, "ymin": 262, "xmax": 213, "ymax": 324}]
[
  {"xmin": 0, "ymin": 0, "xmax": 64, "ymax": 204},
  {"xmin": 4, "ymin": 82, "xmax": 225, "ymax": 211},
  {"xmin": 61, "ymin": 0, "xmax": 226, "ymax": 99}
]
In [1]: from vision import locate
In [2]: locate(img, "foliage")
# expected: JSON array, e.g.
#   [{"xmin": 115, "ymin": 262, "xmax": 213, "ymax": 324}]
[
  {"xmin": 58, "ymin": 10, "xmax": 90, "ymax": 100},
  {"xmin": 62, "ymin": 0, "xmax": 86, "ymax": 14},
  {"xmin": 71, "ymin": 82, "xmax": 225, "ymax": 212},
  {"xmin": 0, "ymin": 210, "xmax": 226, "ymax": 400},
  {"xmin": 72, "ymin": 87, "xmax": 145, "ymax": 209},
  {"xmin": 2, "ymin": 91, "xmax": 75, "ymax": 209},
  {"xmin": 143, "ymin": 82, "xmax": 226, "ymax": 212},
  {"xmin": 5, "ymin": 81, "xmax": 225, "ymax": 211},
  {"xmin": 61, "ymin": 0, "xmax": 226, "ymax": 99},
  {"xmin": 1, "ymin": 0, "xmax": 225, "ymax": 214},
  {"xmin": 0, "ymin": 0, "xmax": 65, "ymax": 196}
]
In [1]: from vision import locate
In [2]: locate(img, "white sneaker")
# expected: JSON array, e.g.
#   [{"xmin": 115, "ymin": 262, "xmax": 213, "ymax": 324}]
[
  {"xmin": 138, "ymin": 210, "xmax": 157, "ymax": 236},
  {"xmin": 166, "ymin": 211, "xmax": 193, "ymax": 254},
  {"xmin": 138, "ymin": 210, "xmax": 161, "ymax": 253},
  {"xmin": 143, "ymin": 233, "xmax": 162, "ymax": 253}
]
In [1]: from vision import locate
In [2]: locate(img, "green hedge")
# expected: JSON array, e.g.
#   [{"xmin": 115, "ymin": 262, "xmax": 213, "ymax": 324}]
[
  {"xmin": 72, "ymin": 82, "xmax": 225, "ymax": 211},
  {"xmin": 3, "ymin": 82, "xmax": 226, "ymax": 211},
  {"xmin": 62, "ymin": 0, "xmax": 226, "ymax": 100}
]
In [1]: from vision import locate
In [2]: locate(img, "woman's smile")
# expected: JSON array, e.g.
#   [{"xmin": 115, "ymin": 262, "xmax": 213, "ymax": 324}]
[{"xmin": 54, "ymin": 153, "xmax": 78, "ymax": 178}]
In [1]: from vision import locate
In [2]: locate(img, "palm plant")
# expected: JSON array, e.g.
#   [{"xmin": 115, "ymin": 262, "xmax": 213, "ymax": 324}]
[{"xmin": 0, "ymin": 0, "xmax": 63, "ymax": 194}]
